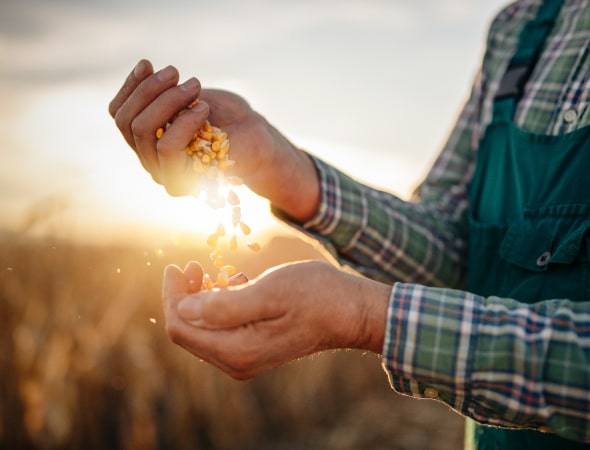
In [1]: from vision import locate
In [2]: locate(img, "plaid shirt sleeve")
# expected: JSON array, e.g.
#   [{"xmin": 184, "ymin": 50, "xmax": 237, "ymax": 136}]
[
  {"xmin": 384, "ymin": 283, "xmax": 590, "ymax": 443},
  {"xmin": 272, "ymin": 0, "xmax": 590, "ymax": 443}
]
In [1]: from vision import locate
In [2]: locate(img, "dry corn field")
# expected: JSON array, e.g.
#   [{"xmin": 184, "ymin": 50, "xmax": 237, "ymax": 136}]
[{"xmin": 0, "ymin": 232, "xmax": 464, "ymax": 450}]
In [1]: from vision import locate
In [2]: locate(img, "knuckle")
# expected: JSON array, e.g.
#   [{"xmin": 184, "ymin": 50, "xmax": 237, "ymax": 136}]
[{"xmin": 130, "ymin": 117, "xmax": 149, "ymax": 139}]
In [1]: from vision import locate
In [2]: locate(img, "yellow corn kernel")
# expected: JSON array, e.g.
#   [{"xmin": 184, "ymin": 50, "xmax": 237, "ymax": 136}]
[
  {"xmin": 192, "ymin": 159, "xmax": 205, "ymax": 173},
  {"xmin": 201, "ymin": 154, "xmax": 211, "ymax": 165},
  {"xmin": 239, "ymin": 221, "xmax": 251, "ymax": 235},
  {"xmin": 216, "ymin": 271, "xmax": 229, "ymax": 287},
  {"xmin": 210, "ymin": 248, "xmax": 222, "ymax": 261},
  {"xmin": 211, "ymin": 140, "xmax": 221, "ymax": 151},
  {"xmin": 229, "ymin": 234, "xmax": 238, "ymax": 251},
  {"xmin": 156, "ymin": 127, "xmax": 164, "ymax": 139},
  {"xmin": 227, "ymin": 189, "xmax": 240, "ymax": 206},
  {"xmin": 206, "ymin": 233, "xmax": 218, "ymax": 247},
  {"xmin": 247, "ymin": 242, "xmax": 261, "ymax": 253},
  {"xmin": 221, "ymin": 265, "xmax": 237, "ymax": 277},
  {"xmin": 216, "ymin": 149, "xmax": 228, "ymax": 161},
  {"xmin": 215, "ymin": 223, "xmax": 226, "ymax": 237},
  {"xmin": 189, "ymin": 98, "xmax": 200, "ymax": 108},
  {"xmin": 214, "ymin": 255, "xmax": 224, "ymax": 268},
  {"xmin": 202, "ymin": 121, "xmax": 213, "ymax": 133},
  {"xmin": 212, "ymin": 131, "xmax": 227, "ymax": 142},
  {"xmin": 226, "ymin": 176, "xmax": 244, "ymax": 186},
  {"xmin": 202, "ymin": 273, "xmax": 215, "ymax": 290},
  {"xmin": 218, "ymin": 159, "xmax": 236, "ymax": 170},
  {"xmin": 232, "ymin": 206, "xmax": 241, "ymax": 227},
  {"xmin": 200, "ymin": 130, "xmax": 213, "ymax": 141}
]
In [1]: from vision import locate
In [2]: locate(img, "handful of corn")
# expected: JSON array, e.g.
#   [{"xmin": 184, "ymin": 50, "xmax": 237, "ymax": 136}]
[{"xmin": 156, "ymin": 99, "xmax": 260, "ymax": 289}]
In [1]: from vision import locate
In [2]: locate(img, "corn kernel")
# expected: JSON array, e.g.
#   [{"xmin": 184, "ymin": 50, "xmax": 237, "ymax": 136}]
[
  {"xmin": 216, "ymin": 223, "xmax": 226, "ymax": 237},
  {"xmin": 206, "ymin": 233, "xmax": 218, "ymax": 247},
  {"xmin": 216, "ymin": 271, "xmax": 229, "ymax": 287},
  {"xmin": 214, "ymin": 255, "xmax": 224, "ymax": 268},
  {"xmin": 247, "ymin": 242, "xmax": 261, "ymax": 252},
  {"xmin": 202, "ymin": 273, "xmax": 215, "ymax": 290},
  {"xmin": 156, "ymin": 127, "xmax": 164, "ymax": 139},
  {"xmin": 226, "ymin": 176, "xmax": 244, "ymax": 186},
  {"xmin": 210, "ymin": 248, "xmax": 222, "ymax": 261},
  {"xmin": 218, "ymin": 159, "xmax": 236, "ymax": 170},
  {"xmin": 229, "ymin": 234, "xmax": 238, "ymax": 251},
  {"xmin": 193, "ymin": 159, "xmax": 205, "ymax": 173},
  {"xmin": 199, "ymin": 130, "xmax": 213, "ymax": 140},
  {"xmin": 232, "ymin": 206, "xmax": 241, "ymax": 226},
  {"xmin": 239, "ymin": 221, "xmax": 251, "ymax": 235},
  {"xmin": 221, "ymin": 265, "xmax": 237, "ymax": 277},
  {"xmin": 227, "ymin": 190, "xmax": 240, "ymax": 206}
]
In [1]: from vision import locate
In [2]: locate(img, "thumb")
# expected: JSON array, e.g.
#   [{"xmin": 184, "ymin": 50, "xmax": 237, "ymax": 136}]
[
  {"xmin": 177, "ymin": 281, "xmax": 281, "ymax": 329},
  {"xmin": 162, "ymin": 264, "xmax": 189, "ymax": 305}
]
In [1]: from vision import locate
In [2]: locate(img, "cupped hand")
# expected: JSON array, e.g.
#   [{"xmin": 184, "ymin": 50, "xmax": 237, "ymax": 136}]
[{"xmin": 162, "ymin": 260, "xmax": 391, "ymax": 380}]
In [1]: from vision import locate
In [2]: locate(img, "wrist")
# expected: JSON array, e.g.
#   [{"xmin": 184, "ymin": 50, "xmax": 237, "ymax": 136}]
[
  {"xmin": 261, "ymin": 120, "xmax": 320, "ymax": 222},
  {"xmin": 331, "ymin": 269, "xmax": 391, "ymax": 354}
]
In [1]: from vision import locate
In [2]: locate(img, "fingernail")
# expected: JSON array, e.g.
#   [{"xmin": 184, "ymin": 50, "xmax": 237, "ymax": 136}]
[
  {"xmin": 133, "ymin": 60, "xmax": 147, "ymax": 78},
  {"xmin": 156, "ymin": 65, "xmax": 176, "ymax": 82},
  {"xmin": 180, "ymin": 77, "xmax": 199, "ymax": 92}
]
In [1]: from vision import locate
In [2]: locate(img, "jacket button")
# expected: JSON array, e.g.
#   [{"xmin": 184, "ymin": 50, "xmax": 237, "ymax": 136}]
[
  {"xmin": 424, "ymin": 387, "xmax": 439, "ymax": 399},
  {"xmin": 536, "ymin": 251, "xmax": 551, "ymax": 267},
  {"xmin": 563, "ymin": 108, "xmax": 578, "ymax": 123}
]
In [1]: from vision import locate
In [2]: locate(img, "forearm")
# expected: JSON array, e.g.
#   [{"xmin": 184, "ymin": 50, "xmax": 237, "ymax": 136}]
[{"xmin": 383, "ymin": 283, "xmax": 590, "ymax": 443}]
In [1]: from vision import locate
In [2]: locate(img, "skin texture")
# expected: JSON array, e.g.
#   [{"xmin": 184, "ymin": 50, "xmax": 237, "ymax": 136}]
[{"xmin": 109, "ymin": 59, "xmax": 391, "ymax": 379}]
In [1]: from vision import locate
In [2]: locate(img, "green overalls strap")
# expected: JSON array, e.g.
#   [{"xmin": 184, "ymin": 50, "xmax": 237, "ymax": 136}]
[{"xmin": 466, "ymin": 0, "xmax": 590, "ymax": 448}]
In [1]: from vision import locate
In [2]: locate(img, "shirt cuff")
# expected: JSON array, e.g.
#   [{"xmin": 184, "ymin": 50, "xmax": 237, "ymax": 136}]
[{"xmin": 382, "ymin": 282, "xmax": 479, "ymax": 408}]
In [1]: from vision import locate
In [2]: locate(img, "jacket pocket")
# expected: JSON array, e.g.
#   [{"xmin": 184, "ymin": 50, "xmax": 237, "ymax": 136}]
[{"xmin": 498, "ymin": 204, "xmax": 590, "ymax": 302}]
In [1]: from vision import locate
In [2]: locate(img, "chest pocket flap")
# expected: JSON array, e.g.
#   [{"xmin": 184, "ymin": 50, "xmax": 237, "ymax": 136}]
[{"xmin": 499, "ymin": 205, "xmax": 590, "ymax": 272}]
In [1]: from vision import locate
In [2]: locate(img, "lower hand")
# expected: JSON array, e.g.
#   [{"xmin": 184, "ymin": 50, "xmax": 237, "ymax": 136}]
[{"xmin": 162, "ymin": 260, "xmax": 391, "ymax": 379}]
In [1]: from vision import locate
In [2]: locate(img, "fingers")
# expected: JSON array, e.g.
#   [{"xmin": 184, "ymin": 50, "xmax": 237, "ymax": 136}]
[
  {"xmin": 110, "ymin": 61, "xmax": 206, "ymax": 187},
  {"xmin": 228, "ymin": 272, "xmax": 248, "ymax": 286},
  {"xmin": 162, "ymin": 264, "xmax": 189, "ymax": 311},
  {"xmin": 156, "ymin": 98, "xmax": 209, "ymax": 196},
  {"xmin": 108, "ymin": 59, "xmax": 153, "ymax": 120},
  {"xmin": 184, "ymin": 261, "xmax": 205, "ymax": 294},
  {"xmin": 177, "ymin": 281, "xmax": 282, "ymax": 329}
]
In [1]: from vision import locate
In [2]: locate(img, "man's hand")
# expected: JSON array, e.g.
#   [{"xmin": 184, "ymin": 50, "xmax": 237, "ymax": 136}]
[
  {"xmin": 109, "ymin": 59, "xmax": 320, "ymax": 221},
  {"xmin": 162, "ymin": 260, "xmax": 390, "ymax": 379}
]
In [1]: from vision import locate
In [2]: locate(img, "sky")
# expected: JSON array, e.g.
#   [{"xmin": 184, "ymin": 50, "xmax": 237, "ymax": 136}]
[{"xmin": 0, "ymin": 0, "xmax": 508, "ymax": 245}]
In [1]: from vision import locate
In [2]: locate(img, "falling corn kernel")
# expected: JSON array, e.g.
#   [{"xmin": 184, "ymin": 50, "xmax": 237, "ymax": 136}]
[
  {"xmin": 227, "ymin": 189, "xmax": 240, "ymax": 206},
  {"xmin": 213, "ymin": 255, "xmax": 224, "ymax": 268},
  {"xmin": 232, "ymin": 206, "xmax": 241, "ymax": 227},
  {"xmin": 216, "ymin": 271, "xmax": 229, "ymax": 287},
  {"xmin": 239, "ymin": 221, "xmax": 251, "ymax": 235},
  {"xmin": 156, "ymin": 127, "xmax": 164, "ymax": 139},
  {"xmin": 229, "ymin": 234, "xmax": 238, "ymax": 251},
  {"xmin": 247, "ymin": 242, "xmax": 261, "ymax": 253},
  {"xmin": 210, "ymin": 248, "xmax": 222, "ymax": 261},
  {"xmin": 216, "ymin": 223, "xmax": 226, "ymax": 237},
  {"xmin": 202, "ymin": 273, "xmax": 215, "ymax": 290},
  {"xmin": 206, "ymin": 234, "xmax": 218, "ymax": 247},
  {"xmin": 226, "ymin": 176, "xmax": 243, "ymax": 186},
  {"xmin": 221, "ymin": 265, "xmax": 237, "ymax": 277}
]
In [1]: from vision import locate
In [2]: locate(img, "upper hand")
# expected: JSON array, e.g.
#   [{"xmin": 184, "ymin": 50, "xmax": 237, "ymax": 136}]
[{"xmin": 108, "ymin": 59, "xmax": 320, "ymax": 221}]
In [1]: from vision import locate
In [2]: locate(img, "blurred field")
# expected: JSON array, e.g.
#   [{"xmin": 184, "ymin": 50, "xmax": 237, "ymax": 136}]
[{"xmin": 0, "ymin": 232, "xmax": 464, "ymax": 450}]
